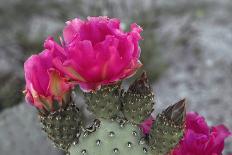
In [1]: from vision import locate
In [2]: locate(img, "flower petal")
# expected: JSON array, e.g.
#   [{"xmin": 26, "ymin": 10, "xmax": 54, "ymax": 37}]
[{"xmin": 47, "ymin": 69, "xmax": 71, "ymax": 99}]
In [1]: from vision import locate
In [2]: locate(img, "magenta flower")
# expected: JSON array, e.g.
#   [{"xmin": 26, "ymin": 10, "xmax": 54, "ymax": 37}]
[
  {"xmin": 171, "ymin": 112, "xmax": 231, "ymax": 155},
  {"xmin": 140, "ymin": 116, "xmax": 155, "ymax": 135},
  {"xmin": 53, "ymin": 16, "xmax": 143, "ymax": 91},
  {"xmin": 140, "ymin": 112, "xmax": 231, "ymax": 155},
  {"xmin": 24, "ymin": 37, "xmax": 71, "ymax": 110}
]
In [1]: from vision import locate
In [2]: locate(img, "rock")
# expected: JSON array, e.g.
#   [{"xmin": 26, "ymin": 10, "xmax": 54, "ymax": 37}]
[{"xmin": 0, "ymin": 103, "xmax": 64, "ymax": 155}]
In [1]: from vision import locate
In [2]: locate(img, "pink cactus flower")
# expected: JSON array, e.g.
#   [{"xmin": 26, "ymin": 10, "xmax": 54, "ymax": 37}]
[
  {"xmin": 53, "ymin": 16, "xmax": 143, "ymax": 91},
  {"xmin": 171, "ymin": 112, "xmax": 231, "ymax": 155},
  {"xmin": 140, "ymin": 116, "xmax": 155, "ymax": 135},
  {"xmin": 140, "ymin": 112, "xmax": 231, "ymax": 155},
  {"xmin": 24, "ymin": 37, "xmax": 71, "ymax": 111}
]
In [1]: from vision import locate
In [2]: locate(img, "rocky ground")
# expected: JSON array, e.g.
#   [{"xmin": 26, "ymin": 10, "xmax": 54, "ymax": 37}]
[
  {"xmin": 152, "ymin": 1, "xmax": 232, "ymax": 153},
  {"xmin": 0, "ymin": 103, "xmax": 64, "ymax": 155},
  {"xmin": 0, "ymin": 0, "xmax": 231, "ymax": 154}
]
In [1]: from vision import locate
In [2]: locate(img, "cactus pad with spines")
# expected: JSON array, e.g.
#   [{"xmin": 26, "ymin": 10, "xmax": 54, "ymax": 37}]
[
  {"xmin": 37, "ymin": 73, "xmax": 188, "ymax": 155},
  {"xmin": 39, "ymin": 103, "xmax": 82, "ymax": 151},
  {"xmin": 149, "ymin": 99, "xmax": 186, "ymax": 154},
  {"xmin": 69, "ymin": 119, "xmax": 152, "ymax": 155},
  {"xmin": 122, "ymin": 72, "xmax": 155, "ymax": 124},
  {"xmin": 84, "ymin": 83, "xmax": 122, "ymax": 119}
]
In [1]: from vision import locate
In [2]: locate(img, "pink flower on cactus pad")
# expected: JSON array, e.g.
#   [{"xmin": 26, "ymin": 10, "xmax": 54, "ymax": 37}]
[
  {"xmin": 171, "ymin": 112, "xmax": 231, "ymax": 155},
  {"xmin": 54, "ymin": 16, "xmax": 143, "ymax": 91},
  {"xmin": 140, "ymin": 116, "xmax": 155, "ymax": 135},
  {"xmin": 24, "ymin": 37, "xmax": 71, "ymax": 111}
]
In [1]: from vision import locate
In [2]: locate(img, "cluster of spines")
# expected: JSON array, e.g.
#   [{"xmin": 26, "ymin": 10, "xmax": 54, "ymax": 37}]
[
  {"xmin": 122, "ymin": 72, "xmax": 155, "ymax": 124},
  {"xmin": 39, "ymin": 102, "xmax": 82, "ymax": 151},
  {"xmin": 149, "ymin": 99, "xmax": 186, "ymax": 154},
  {"xmin": 84, "ymin": 83, "xmax": 122, "ymax": 119}
]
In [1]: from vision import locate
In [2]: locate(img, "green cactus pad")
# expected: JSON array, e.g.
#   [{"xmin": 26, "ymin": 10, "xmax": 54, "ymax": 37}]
[
  {"xmin": 149, "ymin": 99, "xmax": 186, "ymax": 154},
  {"xmin": 69, "ymin": 119, "xmax": 152, "ymax": 155},
  {"xmin": 122, "ymin": 72, "xmax": 155, "ymax": 124},
  {"xmin": 39, "ymin": 103, "xmax": 82, "ymax": 151},
  {"xmin": 84, "ymin": 83, "xmax": 122, "ymax": 119}
]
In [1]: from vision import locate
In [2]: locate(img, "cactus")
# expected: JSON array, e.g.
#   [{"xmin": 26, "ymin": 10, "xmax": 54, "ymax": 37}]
[
  {"xmin": 122, "ymin": 72, "xmax": 155, "ymax": 124},
  {"xmin": 69, "ymin": 119, "xmax": 152, "ymax": 155},
  {"xmin": 84, "ymin": 83, "xmax": 122, "ymax": 119},
  {"xmin": 35, "ymin": 72, "xmax": 186, "ymax": 155},
  {"xmin": 39, "ymin": 98, "xmax": 82, "ymax": 152},
  {"xmin": 149, "ymin": 99, "xmax": 186, "ymax": 154}
]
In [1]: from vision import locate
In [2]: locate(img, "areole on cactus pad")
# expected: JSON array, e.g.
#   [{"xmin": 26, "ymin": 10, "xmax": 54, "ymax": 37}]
[{"xmin": 23, "ymin": 16, "xmax": 231, "ymax": 155}]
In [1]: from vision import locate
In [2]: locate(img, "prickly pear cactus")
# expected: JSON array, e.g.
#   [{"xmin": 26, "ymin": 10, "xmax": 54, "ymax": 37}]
[
  {"xmin": 69, "ymin": 119, "xmax": 152, "ymax": 155},
  {"xmin": 149, "ymin": 99, "xmax": 186, "ymax": 154},
  {"xmin": 122, "ymin": 72, "xmax": 155, "ymax": 124},
  {"xmin": 84, "ymin": 83, "xmax": 122, "ymax": 119},
  {"xmin": 39, "ymin": 101, "xmax": 82, "ymax": 151},
  {"xmin": 37, "ymin": 72, "xmax": 186, "ymax": 155}
]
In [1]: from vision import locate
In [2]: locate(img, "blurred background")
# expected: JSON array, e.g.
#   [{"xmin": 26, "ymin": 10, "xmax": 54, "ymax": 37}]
[{"xmin": 0, "ymin": 0, "xmax": 231, "ymax": 154}]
